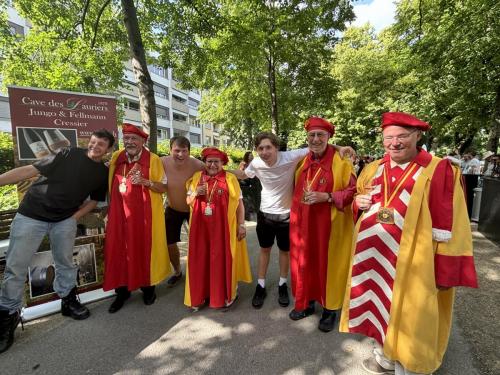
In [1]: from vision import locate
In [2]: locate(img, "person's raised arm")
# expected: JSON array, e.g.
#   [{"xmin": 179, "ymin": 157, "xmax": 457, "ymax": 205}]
[
  {"xmin": 0, "ymin": 165, "xmax": 39, "ymax": 187},
  {"xmin": 332, "ymin": 145, "xmax": 356, "ymax": 159},
  {"xmin": 227, "ymin": 169, "xmax": 248, "ymax": 180}
]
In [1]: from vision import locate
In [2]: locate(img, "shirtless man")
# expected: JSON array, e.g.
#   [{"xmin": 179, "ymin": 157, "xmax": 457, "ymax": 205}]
[{"xmin": 161, "ymin": 136, "xmax": 204, "ymax": 286}]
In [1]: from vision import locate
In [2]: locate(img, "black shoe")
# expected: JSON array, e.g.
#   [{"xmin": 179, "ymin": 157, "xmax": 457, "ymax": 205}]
[
  {"xmin": 278, "ymin": 283, "xmax": 290, "ymax": 307},
  {"xmin": 0, "ymin": 309, "xmax": 21, "ymax": 354},
  {"xmin": 141, "ymin": 286, "xmax": 157, "ymax": 305},
  {"xmin": 289, "ymin": 301, "xmax": 315, "ymax": 321},
  {"xmin": 318, "ymin": 308, "xmax": 336, "ymax": 332},
  {"xmin": 108, "ymin": 288, "xmax": 131, "ymax": 313},
  {"xmin": 167, "ymin": 272, "xmax": 183, "ymax": 287},
  {"xmin": 251, "ymin": 284, "xmax": 267, "ymax": 309},
  {"xmin": 61, "ymin": 287, "xmax": 90, "ymax": 320}
]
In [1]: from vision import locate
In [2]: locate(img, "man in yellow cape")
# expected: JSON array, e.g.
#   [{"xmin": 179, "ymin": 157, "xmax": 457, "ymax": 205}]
[
  {"xmin": 104, "ymin": 124, "xmax": 171, "ymax": 313},
  {"xmin": 289, "ymin": 117, "xmax": 356, "ymax": 333},
  {"xmin": 339, "ymin": 112, "xmax": 478, "ymax": 375}
]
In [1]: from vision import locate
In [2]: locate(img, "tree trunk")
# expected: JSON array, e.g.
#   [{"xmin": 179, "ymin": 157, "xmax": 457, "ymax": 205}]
[
  {"xmin": 486, "ymin": 85, "xmax": 500, "ymax": 153},
  {"xmin": 267, "ymin": 51, "xmax": 279, "ymax": 135},
  {"xmin": 243, "ymin": 118, "xmax": 254, "ymax": 149},
  {"xmin": 121, "ymin": 0, "xmax": 158, "ymax": 153}
]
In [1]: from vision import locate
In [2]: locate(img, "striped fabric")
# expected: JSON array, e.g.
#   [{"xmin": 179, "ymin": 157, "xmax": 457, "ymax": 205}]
[{"xmin": 348, "ymin": 163, "xmax": 424, "ymax": 344}]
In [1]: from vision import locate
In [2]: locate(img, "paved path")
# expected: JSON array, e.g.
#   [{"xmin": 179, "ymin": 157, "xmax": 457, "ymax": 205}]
[{"xmin": 2, "ymin": 222, "xmax": 484, "ymax": 374}]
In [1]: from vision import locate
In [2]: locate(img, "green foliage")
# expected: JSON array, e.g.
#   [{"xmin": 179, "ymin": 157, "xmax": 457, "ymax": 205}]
[
  {"xmin": 0, "ymin": 132, "xmax": 14, "ymax": 174},
  {"xmin": 155, "ymin": 1, "xmax": 355, "ymax": 141},
  {"xmin": 388, "ymin": 0, "xmax": 500, "ymax": 153},
  {"xmin": 157, "ymin": 140, "xmax": 247, "ymax": 169},
  {"xmin": 0, "ymin": 132, "xmax": 18, "ymax": 209},
  {"xmin": 0, "ymin": 185, "xmax": 19, "ymax": 210},
  {"xmin": 0, "ymin": 1, "xmax": 128, "ymax": 94},
  {"xmin": 328, "ymin": 0, "xmax": 500, "ymax": 155}
]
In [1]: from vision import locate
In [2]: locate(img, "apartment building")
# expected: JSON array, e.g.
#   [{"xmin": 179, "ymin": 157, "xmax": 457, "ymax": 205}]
[{"xmin": 0, "ymin": 4, "xmax": 223, "ymax": 148}]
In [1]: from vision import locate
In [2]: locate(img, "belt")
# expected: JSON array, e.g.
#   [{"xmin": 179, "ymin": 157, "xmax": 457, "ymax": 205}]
[{"xmin": 260, "ymin": 211, "xmax": 290, "ymax": 223}]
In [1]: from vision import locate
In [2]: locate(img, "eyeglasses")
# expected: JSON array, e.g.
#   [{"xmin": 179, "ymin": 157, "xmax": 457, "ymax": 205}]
[
  {"xmin": 307, "ymin": 132, "xmax": 329, "ymax": 139},
  {"xmin": 206, "ymin": 160, "xmax": 222, "ymax": 165},
  {"xmin": 383, "ymin": 129, "xmax": 418, "ymax": 142}
]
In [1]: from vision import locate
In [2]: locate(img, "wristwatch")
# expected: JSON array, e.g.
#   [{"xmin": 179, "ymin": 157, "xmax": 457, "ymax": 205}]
[
  {"xmin": 327, "ymin": 192, "xmax": 333, "ymax": 203},
  {"xmin": 148, "ymin": 180, "xmax": 154, "ymax": 188}
]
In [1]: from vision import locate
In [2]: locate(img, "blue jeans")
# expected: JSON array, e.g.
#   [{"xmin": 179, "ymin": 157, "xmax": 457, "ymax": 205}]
[{"xmin": 0, "ymin": 214, "xmax": 78, "ymax": 313}]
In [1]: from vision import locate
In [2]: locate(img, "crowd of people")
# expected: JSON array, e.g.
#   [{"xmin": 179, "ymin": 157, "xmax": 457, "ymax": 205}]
[{"xmin": 0, "ymin": 112, "xmax": 480, "ymax": 375}]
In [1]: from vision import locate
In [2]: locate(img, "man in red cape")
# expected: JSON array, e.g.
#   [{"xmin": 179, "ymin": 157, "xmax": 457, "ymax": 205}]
[
  {"xmin": 289, "ymin": 117, "xmax": 356, "ymax": 332},
  {"xmin": 184, "ymin": 147, "xmax": 252, "ymax": 309},
  {"xmin": 104, "ymin": 124, "xmax": 171, "ymax": 313},
  {"xmin": 340, "ymin": 112, "xmax": 478, "ymax": 375}
]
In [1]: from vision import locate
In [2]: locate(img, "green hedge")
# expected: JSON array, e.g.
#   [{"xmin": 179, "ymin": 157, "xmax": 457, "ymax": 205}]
[
  {"xmin": 0, "ymin": 132, "xmax": 18, "ymax": 209},
  {"xmin": 157, "ymin": 141, "xmax": 250, "ymax": 170},
  {"xmin": 0, "ymin": 132, "xmax": 14, "ymax": 174}
]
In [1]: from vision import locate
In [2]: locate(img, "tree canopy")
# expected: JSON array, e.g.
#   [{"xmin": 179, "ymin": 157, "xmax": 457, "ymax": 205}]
[
  {"xmin": 1, "ymin": 0, "xmax": 498, "ymax": 155},
  {"xmin": 155, "ymin": 0, "xmax": 355, "ymax": 143}
]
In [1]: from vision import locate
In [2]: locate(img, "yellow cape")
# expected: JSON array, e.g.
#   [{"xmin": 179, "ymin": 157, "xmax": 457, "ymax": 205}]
[{"xmin": 340, "ymin": 156, "xmax": 473, "ymax": 373}]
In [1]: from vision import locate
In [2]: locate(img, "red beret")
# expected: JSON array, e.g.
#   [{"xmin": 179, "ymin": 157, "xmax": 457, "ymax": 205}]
[
  {"xmin": 304, "ymin": 117, "xmax": 335, "ymax": 137},
  {"xmin": 201, "ymin": 147, "xmax": 229, "ymax": 165},
  {"xmin": 381, "ymin": 112, "xmax": 431, "ymax": 131},
  {"xmin": 122, "ymin": 123, "xmax": 149, "ymax": 139}
]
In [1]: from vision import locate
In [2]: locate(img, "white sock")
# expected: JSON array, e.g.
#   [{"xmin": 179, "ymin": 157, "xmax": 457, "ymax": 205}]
[
  {"xmin": 258, "ymin": 279, "xmax": 265, "ymax": 288},
  {"xmin": 279, "ymin": 277, "xmax": 287, "ymax": 286}
]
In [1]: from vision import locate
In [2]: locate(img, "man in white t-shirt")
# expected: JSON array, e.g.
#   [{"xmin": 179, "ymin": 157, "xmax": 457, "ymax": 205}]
[{"xmin": 232, "ymin": 132, "xmax": 352, "ymax": 309}]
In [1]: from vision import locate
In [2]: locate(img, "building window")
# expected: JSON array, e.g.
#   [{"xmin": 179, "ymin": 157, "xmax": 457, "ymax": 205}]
[
  {"xmin": 156, "ymin": 106, "xmax": 169, "ymax": 120},
  {"xmin": 157, "ymin": 128, "xmax": 170, "ymax": 140},
  {"xmin": 174, "ymin": 129, "xmax": 187, "ymax": 137},
  {"xmin": 205, "ymin": 136, "xmax": 211, "ymax": 145},
  {"xmin": 214, "ymin": 138, "xmax": 220, "ymax": 147},
  {"xmin": 189, "ymin": 116, "xmax": 200, "ymax": 128},
  {"xmin": 204, "ymin": 123, "xmax": 212, "ymax": 130},
  {"xmin": 126, "ymin": 100, "xmax": 139, "ymax": 111},
  {"xmin": 153, "ymin": 84, "xmax": 168, "ymax": 99},
  {"xmin": 188, "ymin": 98, "xmax": 200, "ymax": 108},
  {"xmin": 8, "ymin": 22, "xmax": 24, "ymax": 36},
  {"xmin": 172, "ymin": 94, "xmax": 187, "ymax": 104},
  {"xmin": 213, "ymin": 124, "xmax": 220, "ymax": 132},
  {"xmin": 173, "ymin": 113, "xmax": 187, "ymax": 122},
  {"xmin": 190, "ymin": 133, "xmax": 201, "ymax": 144},
  {"xmin": 149, "ymin": 65, "xmax": 166, "ymax": 78}
]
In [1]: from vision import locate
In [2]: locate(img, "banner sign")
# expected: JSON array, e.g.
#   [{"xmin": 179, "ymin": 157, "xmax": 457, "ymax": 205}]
[
  {"xmin": 4, "ymin": 86, "xmax": 117, "ymax": 312},
  {"xmin": 8, "ymin": 86, "xmax": 117, "ymax": 164}
]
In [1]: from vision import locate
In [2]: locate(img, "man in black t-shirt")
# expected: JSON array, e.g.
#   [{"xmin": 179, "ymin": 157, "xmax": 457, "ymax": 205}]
[{"xmin": 0, "ymin": 129, "xmax": 114, "ymax": 354}]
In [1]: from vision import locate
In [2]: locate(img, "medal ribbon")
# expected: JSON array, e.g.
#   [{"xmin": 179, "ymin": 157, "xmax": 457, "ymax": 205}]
[
  {"xmin": 205, "ymin": 177, "xmax": 219, "ymax": 206},
  {"xmin": 305, "ymin": 164, "xmax": 323, "ymax": 191},
  {"xmin": 382, "ymin": 162, "xmax": 417, "ymax": 207},
  {"xmin": 122, "ymin": 163, "xmax": 139, "ymax": 182}
]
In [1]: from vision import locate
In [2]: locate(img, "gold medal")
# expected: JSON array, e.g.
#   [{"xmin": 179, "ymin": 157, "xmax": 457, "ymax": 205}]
[
  {"xmin": 204, "ymin": 205, "xmax": 213, "ymax": 216},
  {"xmin": 119, "ymin": 177, "xmax": 127, "ymax": 194},
  {"xmin": 375, "ymin": 162, "xmax": 418, "ymax": 225},
  {"xmin": 376, "ymin": 207, "xmax": 395, "ymax": 224}
]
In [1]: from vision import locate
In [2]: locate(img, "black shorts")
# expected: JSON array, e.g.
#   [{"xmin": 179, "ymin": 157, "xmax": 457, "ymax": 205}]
[
  {"xmin": 256, "ymin": 211, "xmax": 290, "ymax": 252},
  {"xmin": 165, "ymin": 206, "xmax": 190, "ymax": 245}
]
